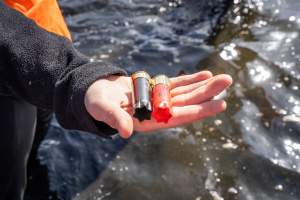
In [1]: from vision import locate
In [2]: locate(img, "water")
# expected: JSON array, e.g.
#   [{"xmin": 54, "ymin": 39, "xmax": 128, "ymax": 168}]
[{"xmin": 25, "ymin": 0, "xmax": 300, "ymax": 199}]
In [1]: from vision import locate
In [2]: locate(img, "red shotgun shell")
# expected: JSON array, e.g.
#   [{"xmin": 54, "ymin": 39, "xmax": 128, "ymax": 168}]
[{"xmin": 152, "ymin": 75, "xmax": 173, "ymax": 123}]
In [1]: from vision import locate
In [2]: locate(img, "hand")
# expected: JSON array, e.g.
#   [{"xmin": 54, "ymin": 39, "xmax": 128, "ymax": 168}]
[{"xmin": 84, "ymin": 71, "xmax": 232, "ymax": 139}]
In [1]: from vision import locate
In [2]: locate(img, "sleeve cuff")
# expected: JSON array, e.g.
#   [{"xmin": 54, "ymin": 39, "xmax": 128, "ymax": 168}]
[{"xmin": 54, "ymin": 61, "xmax": 127, "ymax": 138}]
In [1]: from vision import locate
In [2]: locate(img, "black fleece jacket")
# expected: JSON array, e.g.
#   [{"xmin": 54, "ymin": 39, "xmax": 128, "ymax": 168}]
[{"xmin": 0, "ymin": 2, "xmax": 127, "ymax": 137}]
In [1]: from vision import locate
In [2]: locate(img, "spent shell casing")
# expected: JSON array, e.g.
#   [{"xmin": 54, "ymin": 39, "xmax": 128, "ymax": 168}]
[
  {"xmin": 131, "ymin": 71, "xmax": 152, "ymax": 121},
  {"xmin": 151, "ymin": 74, "xmax": 173, "ymax": 123}
]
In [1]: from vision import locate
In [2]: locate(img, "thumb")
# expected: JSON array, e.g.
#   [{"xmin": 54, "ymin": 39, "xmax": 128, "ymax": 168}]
[{"xmin": 99, "ymin": 104, "xmax": 134, "ymax": 139}]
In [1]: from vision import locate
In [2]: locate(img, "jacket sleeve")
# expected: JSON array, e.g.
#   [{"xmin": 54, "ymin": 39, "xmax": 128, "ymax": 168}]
[{"xmin": 0, "ymin": 2, "xmax": 127, "ymax": 137}]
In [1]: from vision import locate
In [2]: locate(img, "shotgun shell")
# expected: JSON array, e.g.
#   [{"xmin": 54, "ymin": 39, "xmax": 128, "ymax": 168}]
[
  {"xmin": 131, "ymin": 71, "xmax": 152, "ymax": 121},
  {"xmin": 152, "ymin": 74, "xmax": 173, "ymax": 123}
]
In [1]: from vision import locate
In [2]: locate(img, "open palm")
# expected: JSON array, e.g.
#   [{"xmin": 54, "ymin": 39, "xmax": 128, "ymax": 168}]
[{"xmin": 85, "ymin": 71, "xmax": 232, "ymax": 138}]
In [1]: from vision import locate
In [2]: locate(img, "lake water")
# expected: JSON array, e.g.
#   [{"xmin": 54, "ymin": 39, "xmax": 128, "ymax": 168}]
[{"xmin": 25, "ymin": 0, "xmax": 300, "ymax": 199}]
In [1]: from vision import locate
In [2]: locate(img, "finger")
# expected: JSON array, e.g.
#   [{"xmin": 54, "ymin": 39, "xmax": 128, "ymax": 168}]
[
  {"xmin": 168, "ymin": 100, "xmax": 227, "ymax": 127},
  {"xmin": 170, "ymin": 78, "xmax": 210, "ymax": 97},
  {"xmin": 98, "ymin": 104, "xmax": 134, "ymax": 139},
  {"xmin": 120, "ymin": 92, "xmax": 132, "ymax": 107},
  {"xmin": 134, "ymin": 100, "xmax": 227, "ymax": 132},
  {"xmin": 119, "ymin": 78, "xmax": 134, "ymax": 107},
  {"xmin": 122, "ymin": 105, "xmax": 134, "ymax": 116},
  {"xmin": 172, "ymin": 74, "xmax": 232, "ymax": 106},
  {"xmin": 170, "ymin": 71, "xmax": 213, "ymax": 89}
]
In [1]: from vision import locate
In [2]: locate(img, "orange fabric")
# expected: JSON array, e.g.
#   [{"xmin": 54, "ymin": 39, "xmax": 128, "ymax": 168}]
[{"xmin": 4, "ymin": 0, "xmax": 71, "ymax": 40}]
